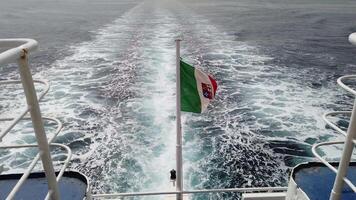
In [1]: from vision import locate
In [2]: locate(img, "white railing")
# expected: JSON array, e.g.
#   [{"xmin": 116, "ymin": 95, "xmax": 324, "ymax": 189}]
[
  {"xmin": 0, "ymin": 39, "xmax": 69, "ymax": 200},
  {"xmin": 312, "ymin": 33, "xmax": 356, "ymax": 200},
  {"xmin": 312, "ymin": 141, "xmax": 356, "ymax": 192},
  {"xmin": 90, "ymin": 187, "xmax": 288, "ymax": 199},
  {"xmin": 0, "ymin": 39, "xmax": 38, "ymax": 65},
  {"xmin": 349, "ymin": 33, "xmax": 356, "ymax": 46}
]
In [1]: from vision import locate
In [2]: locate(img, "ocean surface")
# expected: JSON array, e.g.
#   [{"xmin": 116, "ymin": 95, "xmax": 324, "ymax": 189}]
[{"xmin": 1, "ymin": 0, "xmax": 356, "ymax": 199}]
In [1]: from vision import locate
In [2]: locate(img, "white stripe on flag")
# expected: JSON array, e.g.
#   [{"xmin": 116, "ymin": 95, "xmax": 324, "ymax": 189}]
[{"xmin": 194, "ymin": 68, "xmax": 213, "ymax": 112}]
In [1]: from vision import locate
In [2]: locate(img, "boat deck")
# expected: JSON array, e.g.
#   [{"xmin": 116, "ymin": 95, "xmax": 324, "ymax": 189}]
[
  {"xmin": 0, "ymin": 171, "xmax": 88, "ymax": 199},
  {"xmin": 293, "ymin": 162, "xmax": 356, "ymax": 200}
]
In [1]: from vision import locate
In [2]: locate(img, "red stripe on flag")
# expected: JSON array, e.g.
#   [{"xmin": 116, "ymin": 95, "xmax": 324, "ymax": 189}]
[{"xmin": 208, "ymin": 75, "xmax": 217, "ymax": 97}]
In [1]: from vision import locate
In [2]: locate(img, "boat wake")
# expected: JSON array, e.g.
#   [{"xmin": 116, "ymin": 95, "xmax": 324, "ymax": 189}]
[{"xmin": 0, "ymin": 0, "xmax": 351, "ymax": 199}]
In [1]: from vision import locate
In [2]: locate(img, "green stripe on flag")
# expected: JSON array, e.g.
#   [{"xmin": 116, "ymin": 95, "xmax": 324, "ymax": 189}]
[{"xmin": 180, "ymin": 60, "xmax": 201, "ymax": 113}]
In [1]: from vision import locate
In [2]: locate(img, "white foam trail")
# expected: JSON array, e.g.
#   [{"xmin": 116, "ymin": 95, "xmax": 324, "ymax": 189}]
[
  {"xmin": 34, "ymin": 1, "xmax": 179, "ymax": 195},
  {"xmin": 0, "ymin": 1, "xmax": 351, "ymax": 199}
]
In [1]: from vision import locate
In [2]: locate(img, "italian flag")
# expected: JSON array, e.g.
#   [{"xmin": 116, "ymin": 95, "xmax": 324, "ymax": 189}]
[{"xmin": 180, "ymin": 60, "xmax": 218, "ymax": 113}]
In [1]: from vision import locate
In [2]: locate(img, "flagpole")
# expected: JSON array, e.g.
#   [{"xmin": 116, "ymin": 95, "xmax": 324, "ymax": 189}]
[{"xmin": 175, "ymin": 38, "xmax": 183, "ymax": 200}]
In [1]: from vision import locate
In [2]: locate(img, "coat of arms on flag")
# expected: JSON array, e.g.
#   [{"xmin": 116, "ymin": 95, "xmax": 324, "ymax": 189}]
[
  {"xmin": 202, "ymin": 83, "xmax": 213, "ymax": 99},
  {"xmin": 180, "ymin": 59, "xmax": 217, "ymax": 113}
]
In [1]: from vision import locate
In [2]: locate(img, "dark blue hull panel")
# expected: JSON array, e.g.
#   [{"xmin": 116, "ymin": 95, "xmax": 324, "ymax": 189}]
[
  {"xmin": 293, "ymin": 162, "xmax": 356, "ymax": 200},
  {"xmin": 0, "ymin": 171, "xmax": 88, "ymax": 200}
]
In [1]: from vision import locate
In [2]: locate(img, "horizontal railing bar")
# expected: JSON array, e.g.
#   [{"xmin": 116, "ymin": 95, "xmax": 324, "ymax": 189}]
[
  {"xmin": 0, "ymin": 79, "xmax": 50, "ymax": 141},
  {"xmin": 0, "ymin": 108, "xmax": 30, "ymax": 141},
  {"xmin": 46, "ymin": 118, "xmax": 63, "ymax": 144},
  {"xmin": 350, "ymin": 33, "xmax": 356, "ymax": 46},
  {"xmin": 322, "ymin": 111, "xmax": 356, "ymax": 145},
  {"xmin": 0, "ymin": 116, "xmax": 62, "ymax": 144},
  {"xmin": 0, "ymin": 115, "xmax": 63, "ymax": 195},
  {"xmin": 184, "ymin": 187, "xmax": 287, "ymax": 193},
  {"xmin": 0, "ymin": 79, "xmax": 50, "ymax": 101},
  {"xmin": 0, "ymin": 39, "xmax": 38, "ymax": 65},
  {"xmin": 337, "ymin": 75, "xmax": 356, "ymax": 96},
  {"xmin": 312, "ymin": 141, "xmax": 356, "ymax": 192},
  {"xmin": 91, "ymin": 187, "xmax": 288, "ymax": 198},
  {"xmin": 323, "ymin": 111, "xmax": 349, "ymax": 136}
]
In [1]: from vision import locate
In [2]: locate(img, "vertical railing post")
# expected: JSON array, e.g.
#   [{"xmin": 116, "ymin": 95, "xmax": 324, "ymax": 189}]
[
  {"xmin": 330, "ymin": 99, "xmax": 356, "ymax": 200},
  {"xmin": 175, "ymin": 39, "xmax": 183, "ymax": 200},
  {"xmin": 17, "ymin": 49, "xmax": 60, "ymax": 200}
]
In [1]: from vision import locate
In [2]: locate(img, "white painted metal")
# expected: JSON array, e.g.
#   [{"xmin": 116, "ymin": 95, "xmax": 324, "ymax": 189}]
[
  {"xmin": 44, "ymin": 143, "xmax": 73, "ymax": 200},
  {"xmin": 323, "ymin": 111, "xmax": 349, "ymax": 136},
  {"xmin": 337, "ymin": 75, "xmax": 356, "ymax": 95},
  {"xmin": 6, "ymin": 153, "xmax": 41, "ymax": 200},
  {"xmin": 329, "ymin": 100, "xmax": 356, "ymax": 199},
  {"xmin": 286, "ymin": 177, "xmax": 298, "ymax": 200},
  {"xmin": 91, "ymin": 187, "xmax": 288, "ymax": 198},
  {"xmin": 285, "ymin": 178, "xmax": 310, "ymax": 200},
  {"xmin": 242, "ymin": 192, "xmax": 286, "ymax": 200},
  {"xmin": 322, "ymin": 111, "xmax": 356, "ymax": 144},
  {"xmin": 0, "ymin": 116, "xmax": 63, "ymax": 143},
  {"xmin": 0, "ymin": 39, "xmax": 60, "ymax": 199},
  {"xmin": 0, "ymin": 79, "xmax": 50, "ymax": 101},
  {"xmin": 17, "ymin": 46, "xmax": 60, "ymax": 200},
  {"xmin": 165, "ymin": 194, "xmax": 189, "ymax": 200},
  {"xmin": 175, "ymin": 39, "xmax": 183, "ymax": 200},
  {"xmin": 349, "ymin": 33, "xmax": 356, "ymax": 46},
  {"xmin": 0, "ymin": 115, "xmax": 63, "ymax": 197},
  {"xmin": 0, "ymin": 107, "xmax": 30, "ymax": 141},
  {"xmin": 329, "ymin": 34, "xmax": 356, "ymax": 200},
  {"xmin": 311, "ymin": 141, "xmax": 356, "ymax": 192},
  {"xmin": 0, "ymin": 39, "xmax": 38, "ymax": 65},
  {"xmin": 183, "ymin": 187, "xmax": 287, "ymax": 194}
]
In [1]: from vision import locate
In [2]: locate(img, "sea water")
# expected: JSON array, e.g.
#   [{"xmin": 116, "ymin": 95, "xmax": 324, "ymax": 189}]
[{"xmin": 1, "ymin": 0, "xmax": 356, "ymax": 199}]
